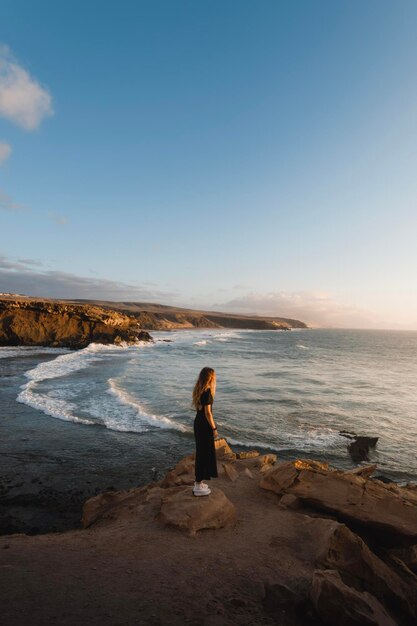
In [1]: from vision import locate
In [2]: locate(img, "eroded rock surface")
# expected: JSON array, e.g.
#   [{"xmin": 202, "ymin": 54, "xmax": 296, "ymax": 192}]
[
  {"xmin": 0, "ymin": 297, "xmax": 151, "ymax": 348},
  {"xmin": 260, "ymin": 460, "xmax": 417, "ymax": 545},
  {"xmin": 311, "ymin": 569, "xmax": 397, "ymax": 626},
  {"xmin": 157, "ymin": 486, "xmax": 236, "ymax": 536}
]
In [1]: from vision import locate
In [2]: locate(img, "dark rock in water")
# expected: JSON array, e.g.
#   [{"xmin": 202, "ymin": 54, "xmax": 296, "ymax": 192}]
[
  {"xmin": 339, "ymin": 431, "xmax": 379, "ymax": 463},
  {"xmin": 348, "ymin": 436, "xmax": 379, "ymax": 462}
]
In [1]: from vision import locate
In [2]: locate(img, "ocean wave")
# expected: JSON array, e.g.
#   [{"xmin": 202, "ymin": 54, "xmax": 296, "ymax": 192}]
[
  {"xmin": 107, "ymin": 378, "xmax": 191, "ymax": 433},
  {"xmin": 16, "ymin": 342, "xmax": 150, "ymax": 427},
  {"xmin": 226, "ymin": 426, "xmax": 341, "ymax": 453},
  {"xmin": 225, "ymin": 435, "xmax": 284, "ymax": 452},
  {"xmin": 0, "ymin": 346, "xmax": 69, "ymax": 359},
  {"xmin": 194, "ymin": 340, "xmax": 208, "ymax": 346},
  {"xmin": 17, "ymin": 380, "xmax": 95, "ymax": 425}
]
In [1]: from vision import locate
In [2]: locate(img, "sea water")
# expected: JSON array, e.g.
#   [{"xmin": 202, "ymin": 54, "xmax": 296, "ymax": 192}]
[{"xmin": 1, "ymin": 329, "xmax": 417, "ymax": 482}]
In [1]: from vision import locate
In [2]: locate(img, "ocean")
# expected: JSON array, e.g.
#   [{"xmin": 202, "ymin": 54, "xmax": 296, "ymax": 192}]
[{"xmin": 2, "ymin": 328, "xmax": 417, "ymax": 485}]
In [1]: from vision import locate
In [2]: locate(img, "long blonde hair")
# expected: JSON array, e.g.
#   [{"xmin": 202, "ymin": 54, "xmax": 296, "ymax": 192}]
[{"xmin": 192, "ymin": 367, "xmax": 216, "ymax": 409}]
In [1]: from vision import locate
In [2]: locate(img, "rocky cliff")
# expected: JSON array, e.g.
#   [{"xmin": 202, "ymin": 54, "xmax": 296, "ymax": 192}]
[
  {"xmin": 1, "ymin": 441, "xmax": 417, "ymax": 626},
  {"xmin": 70, "ymin": 299, "xmax": 308, "ymax": 330},
  {"xmin": 0, "ymin": 296, "xmax": 151, "ymax": 348}
]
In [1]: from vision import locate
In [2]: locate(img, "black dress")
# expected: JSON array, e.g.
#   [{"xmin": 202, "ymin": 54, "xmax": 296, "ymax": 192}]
[{"xmin": 194, "ymin": 389, "xmax": 218, "ymax": 482}]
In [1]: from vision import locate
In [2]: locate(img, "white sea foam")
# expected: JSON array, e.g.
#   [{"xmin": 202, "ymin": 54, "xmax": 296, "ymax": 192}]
[
  {"xmin": 296, "ymin": 343, "xmax": 309, "ymax": 350},
  {"xmin": 0, "ymin": 346, "xmax": 68, "ymax": 359},
  {"xmin": 227, "ymin": 426, "xmax": 341, "ymax": 453},
  {"xmin": 17, "ymin": 383, "xmax": 95, "ymax": 425},
  {"xmin": 194, "ymin": 340, "xmax": 208, "ymax": 346},
  {"xmin": 107, "ymin": 378, "xmax": 191, "ymax": 433},
  {"xmin": 16, "ymin": 342, "xmax": 143, "ymax": 426}
]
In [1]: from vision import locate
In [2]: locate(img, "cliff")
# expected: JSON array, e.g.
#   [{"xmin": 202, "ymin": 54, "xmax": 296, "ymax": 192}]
[
  {"xmin": 1, "ymin": 441, "xmax": 416, "ymax": 625},
  {"xmin": 69, "ymin": 299, "xmax": 308, "ymax": 331},
  {"xmin": 0, "ymin": 296, "xmax": 152, "ymax": 348}
]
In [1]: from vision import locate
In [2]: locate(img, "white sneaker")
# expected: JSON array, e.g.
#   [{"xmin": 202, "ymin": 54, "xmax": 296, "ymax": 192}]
[{"xmin": 193, "ymin": 481, "xmax": 211, "ymax": 496}]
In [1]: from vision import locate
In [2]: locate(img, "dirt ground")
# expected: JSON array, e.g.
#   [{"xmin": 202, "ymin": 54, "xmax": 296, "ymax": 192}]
[{"xmin": 0, "ymin": 457, "xmax": 329, "ymax": 626}]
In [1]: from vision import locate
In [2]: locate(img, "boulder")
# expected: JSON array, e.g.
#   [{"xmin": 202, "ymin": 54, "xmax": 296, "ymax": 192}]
[
  {"xmin": 259, "ymin": 460, "xmax": 417, "ymax": 545},
  {"xmin": 311, "ymin": 569, "xmax": 397, "ymax": 626},
  {"xmin": 157, "ymin": 487, "xmax": 236, "ymax": 536},
  {"xmin": 214, "ymin": 438, "xmax": 236, "ymax": 460},
  {"xmin": 257, "ymin": 454, "xmax": 278, "ymax": 473},
  {"xmin": 316, "ymin": 523, "xmax": 417, "ymax": 624},
  {"xmin": 244, "ymin": 468, "xmax": 254, "ymax": 479},
  {"xmin": 159, "ymin": 455, "xmax": 195, "ymax": 487},
  {"xmin": 348, "ymin": 437, "xmax": 379, "ymax": 462}
]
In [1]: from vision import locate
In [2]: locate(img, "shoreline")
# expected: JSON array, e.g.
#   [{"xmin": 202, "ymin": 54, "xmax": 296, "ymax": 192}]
[{"xmin": 1, "ymin": 443, "xmax": 417, "ymax": 625}]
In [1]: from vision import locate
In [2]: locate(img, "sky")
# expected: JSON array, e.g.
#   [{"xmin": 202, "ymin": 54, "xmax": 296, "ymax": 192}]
[{"xmin": 1, "ymin": 0, "xmax": 417, "ymax": 329}]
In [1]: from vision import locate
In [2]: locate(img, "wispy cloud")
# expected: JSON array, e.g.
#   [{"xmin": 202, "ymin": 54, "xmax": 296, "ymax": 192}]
[
  {"xmin": 0, "ymin": 141, "xmax": 11, "ymax": 165},
  {"xmin": 0, "ymin": 254, "xmax": 179, "ymax": 302},
  {"xmin": 0, "ymin": 45, "xmax": 53, "ymax": 130},
  {"xmin": 48, "ymin": 212, "xmax": 68, "ymax": 226},
  {"xmin": 0, "ymin": 188, "xmax": 25, "ymax": 211},
  {"xmin": 215, "ymin": 290, "xmax": 383, "ymax": 329}
]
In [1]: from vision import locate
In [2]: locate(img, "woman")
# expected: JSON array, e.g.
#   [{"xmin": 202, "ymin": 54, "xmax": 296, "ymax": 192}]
[{"xmin": 192, "ymin": 366, "xmax": 219, "ymax": 496}]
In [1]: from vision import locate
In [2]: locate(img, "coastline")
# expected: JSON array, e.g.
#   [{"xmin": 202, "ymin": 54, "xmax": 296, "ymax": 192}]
[
  {"xmin": 1, "ymin": 443, "xmax": 417, "ymax": 626},
  {"xmin": 2, "ymin": 329, "xmax": 417, "ymax": 536}
]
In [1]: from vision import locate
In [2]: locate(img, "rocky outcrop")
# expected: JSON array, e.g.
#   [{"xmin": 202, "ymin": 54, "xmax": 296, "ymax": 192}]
[
  {"xmin": 8, "ymin": 439, "xmax": 417, "ymax": 626},
  {"xmin": 157, "ymin": 486, "xmax": 236, "ymax": 536},
  {"xmin": 259, "ymin": 460, "xmax": 417, "ymax": 545},
  {"xmin": 311, "ymin": 569, "xmax": 397, "ymax": 626},
  {"xmin": 316, "ymin": 523, "xmax": 417, "ymax": 623},
  {"xmin": 0, "ymin": 297, "xmax": 152, "ymax": 348},
  {"xmin": 340, "ymin": 431, "xmax": 379, "ymax": 462}
]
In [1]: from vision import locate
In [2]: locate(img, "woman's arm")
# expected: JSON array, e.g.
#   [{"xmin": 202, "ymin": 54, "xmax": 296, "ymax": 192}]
[{"xmin": 204, "ymin": 405, "xmax": 218, "ymax": 437}]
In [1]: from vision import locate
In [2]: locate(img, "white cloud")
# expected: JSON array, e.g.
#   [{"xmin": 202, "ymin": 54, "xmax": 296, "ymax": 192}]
[
  {"xmin": 0, "ymin": 45, "xmax": 53, "ymax": 130},
  {"xmin": 0, "ymin": 141, "xmax": 11, "ymax": 164},
  {"xmin": 216, "ymin": 290, "xmax": 384, "ymax": 329}
]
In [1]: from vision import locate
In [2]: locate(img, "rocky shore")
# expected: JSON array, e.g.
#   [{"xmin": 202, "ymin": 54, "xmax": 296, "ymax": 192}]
[
  {"xmin": 1, "ymin": 440, "xmax": 417, "ymax": 626},
  {"xmin": 0, "ymin": 296, "xmax": 152, "ymax": 348},
  {"xmin": 0, "ymin": 295, "xmax": 308, "ymax": 344}
]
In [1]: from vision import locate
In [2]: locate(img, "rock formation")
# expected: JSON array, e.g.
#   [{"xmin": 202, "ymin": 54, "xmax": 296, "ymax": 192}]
[
  {"xmin": 3, "ymin": 442, "xmax": 417, "ymax": 625},
  {"xmin": 260, "ymin": 459, "xmax": 417, "ymax": 545},
  {"xmin": 68, "ymin": 298, "xmax": 308, "ymax": 330},
  {"xmin": 340, "ymin": 430, "xmax": 380, "ymax": 462},
  {"xmin": 0, "ymin": 296, "xmax": 152, "ymax": 348}
]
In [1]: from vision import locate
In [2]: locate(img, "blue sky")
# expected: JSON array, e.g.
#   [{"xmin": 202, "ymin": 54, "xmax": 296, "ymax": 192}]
[{"xmin": 1, "ymin": 0, "xmax": 417, "ymax": 328}]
